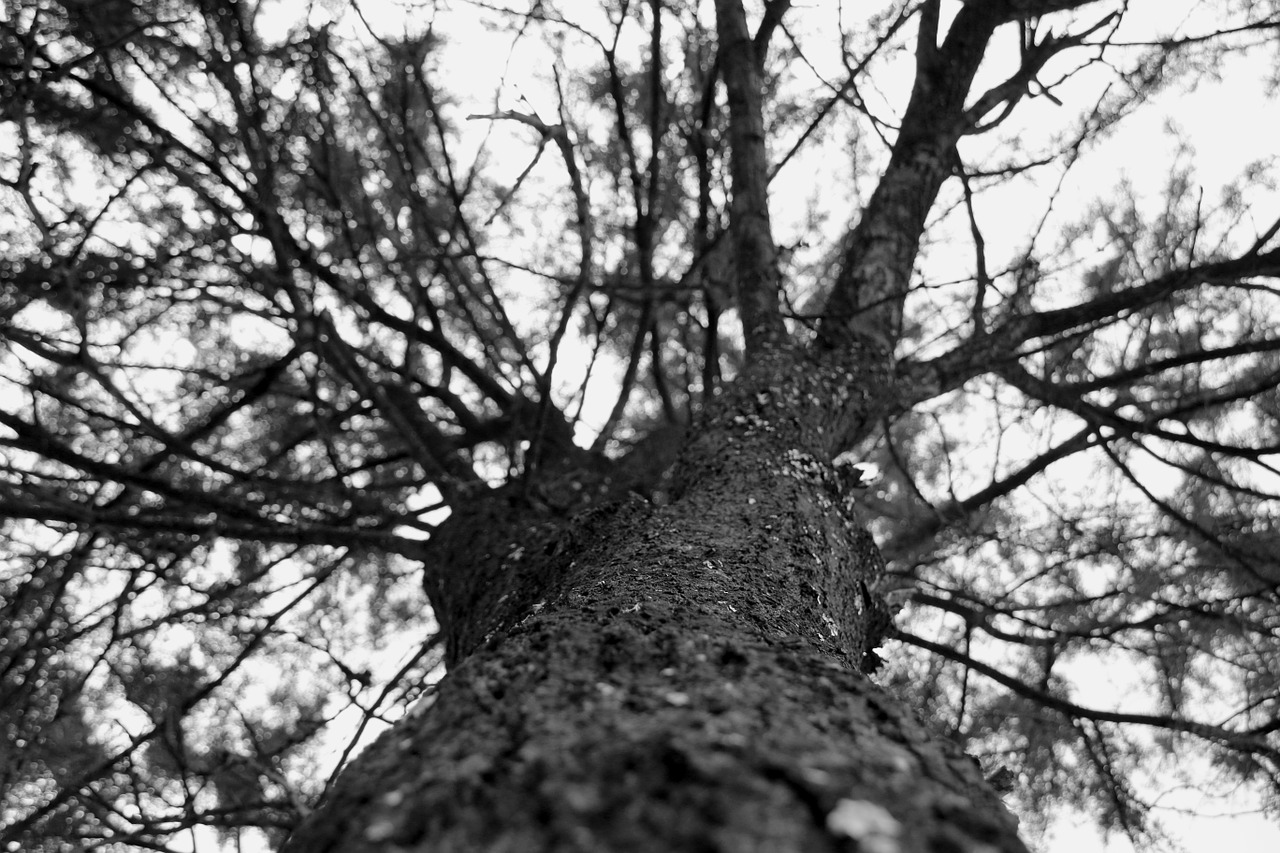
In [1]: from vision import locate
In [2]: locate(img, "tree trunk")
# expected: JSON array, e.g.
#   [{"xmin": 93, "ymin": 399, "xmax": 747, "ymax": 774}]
[
  {"xmin": 281, "ymin": 346, "xmax": 1029, "ymax": 853},
  {"xmin": 279, "ymin": 2, "xmax": 1038, "ymax": 846}
]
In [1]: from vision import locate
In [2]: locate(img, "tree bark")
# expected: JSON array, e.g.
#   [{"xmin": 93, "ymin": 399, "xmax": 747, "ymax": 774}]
[
  {"xmin": 281, "ymin": 345, "xmax": 1029, "ymax": 852},
  {"xmin": 273, "ymin": 4, "xmax": 1084, "ymax": 850}
]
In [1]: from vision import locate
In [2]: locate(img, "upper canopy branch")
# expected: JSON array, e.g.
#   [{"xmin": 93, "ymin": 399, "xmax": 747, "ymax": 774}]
[
  {"xmin": 817, "ymin": 0, "xmax": 1110, "ymax": 353},
  {"xmin": 752, "ymin": 0, "xmax": 793, "ymax": 68},
  {"xmin": 964, "ymin": 11, "xmax": 1119, "ymax": 132},
  {"xmin": 999, "ymin": 363, "xmax": 1280, "ymax": 467},
  {"xmin": 305, "ymin": 313, "xmax": 484, "ymax": 499},
  {"xmin": 897, "ymin": 248, "xmax": 1280, "ymax": 409},
  {"xmin": 899, "ymin": 627, "xmax": 1280, "ymax": 759},
  {"xmin": 969, "ymin": 0, "xmax": 1110, "ymax": 25},
  {"xmin": 714, "ymin": 0, "xmax": 787, "ymax": 356}
]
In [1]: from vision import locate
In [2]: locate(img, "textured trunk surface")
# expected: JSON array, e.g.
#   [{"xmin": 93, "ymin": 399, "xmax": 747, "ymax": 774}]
[{"xmin": 282, "ymin": 349, "xmax": 1029, "ymax": 852}]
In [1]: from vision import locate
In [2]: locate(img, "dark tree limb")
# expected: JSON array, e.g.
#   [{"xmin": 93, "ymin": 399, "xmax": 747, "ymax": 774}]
[{"xmin": 714, "ymin": 0, "xmax": 786, "ymax": 355}]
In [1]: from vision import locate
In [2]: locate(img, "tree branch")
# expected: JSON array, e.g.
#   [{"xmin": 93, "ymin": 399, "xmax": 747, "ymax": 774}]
[
  {"xmin": 897, "ymin": 628, "xmax": 1280, "ymax": 758},
  {"xmin": 714, "ymin": 0, "xmax": 785, "ymax": 355},
  {"xmin": 898, "ymin": 248, "xmax": 1280, "ymax": 408}
]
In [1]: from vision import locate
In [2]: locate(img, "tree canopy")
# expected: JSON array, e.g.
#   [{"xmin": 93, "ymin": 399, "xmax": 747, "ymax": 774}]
[{"xmin": 2, "ymin": 0, "xmax": 1280, "ymax": 850}]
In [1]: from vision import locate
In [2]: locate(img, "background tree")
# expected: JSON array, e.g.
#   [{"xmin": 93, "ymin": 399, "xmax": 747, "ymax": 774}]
[{"xmin": 2, "ymin": 0, "xmax": 1280, "ymax": 850}]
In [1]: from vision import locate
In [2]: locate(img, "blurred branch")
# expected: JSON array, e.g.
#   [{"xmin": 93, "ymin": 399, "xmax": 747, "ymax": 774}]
[
  {"xmin": 306, "ymin": 313, "xmax": 483, "ymax": 498},
  {"xmin": 752, "ymin": 0, "xmax": 792, "ymax": 66},
  {"xmin": 1000, "ymin": 363, "xmax": 1280, "ymax": 468},
  {"xmin": 0, "ymin": 553, "xmax": 347, "ymax": 847},
  {"xmin": 899, "ymin": 248, "xmax": 1280, "ymax": 408},
  {"xmin": 881, "ymin": 425, "xmax": 1096, "ymax": 565},
  {"xmin": 897, "ymin": 627, "xmax": 1280, "ymax": 758}
]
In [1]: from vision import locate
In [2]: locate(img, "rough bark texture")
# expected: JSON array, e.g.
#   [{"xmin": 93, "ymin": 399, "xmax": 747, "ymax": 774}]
[{"xmin": 281, "ymin": 347, "xmax": 1029, "ymax": 852}]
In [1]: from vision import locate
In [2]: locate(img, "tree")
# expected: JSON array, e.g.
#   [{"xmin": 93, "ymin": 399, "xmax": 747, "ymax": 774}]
[{"xmin": 2, "ymin": 0, "xmax": 1280, "ymax": 850}]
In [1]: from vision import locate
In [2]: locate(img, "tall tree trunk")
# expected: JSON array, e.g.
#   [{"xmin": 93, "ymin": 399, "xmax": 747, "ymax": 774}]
[
  {"xmin": 281, "ymin": 345, "xmax": 1028, "ymax": 852},
  {"xmin": 278, "ymin": 3, "xmax": 1062, "ymax": 849}
]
